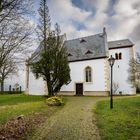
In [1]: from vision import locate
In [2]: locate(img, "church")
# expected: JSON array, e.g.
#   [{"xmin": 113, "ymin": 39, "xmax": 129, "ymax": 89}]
[{"xmin": 25, "ymin": 28, "xmax": 136, "ymax": 96}]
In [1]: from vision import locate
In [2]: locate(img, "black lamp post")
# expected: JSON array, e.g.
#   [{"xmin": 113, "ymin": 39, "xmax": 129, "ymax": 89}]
[{"xmin": 108, "ymin": 55, "xmax": 115, "ymax": 109}]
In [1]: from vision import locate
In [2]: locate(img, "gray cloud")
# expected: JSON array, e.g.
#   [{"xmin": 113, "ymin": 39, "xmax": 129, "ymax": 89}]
[
  {"xmin": 130, "ymin": 24, "xmax": 140, "ymax": 41},
  {"xmin": 47, "ymin": 0, "xmax": 140, "ymax": 53},
  {"xmin": 129, "ymin": 24, "xmax": 140, "ymax": 53},
  {"xmin": 132, "ymin": 2, "xmax": 140, "ymax": 15}
]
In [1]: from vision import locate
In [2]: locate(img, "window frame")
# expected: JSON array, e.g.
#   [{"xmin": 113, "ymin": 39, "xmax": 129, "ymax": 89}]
[
  {"xmin": 119, "ymin": 53, "xmax": 122, "ymax": 59},
  {"xmin": 115, "ymin": 53, "xmax": 118, "ymax": 60},
  {"xmin": 85, "ymin": 66, "xmax": 92, "ymax": 83}
]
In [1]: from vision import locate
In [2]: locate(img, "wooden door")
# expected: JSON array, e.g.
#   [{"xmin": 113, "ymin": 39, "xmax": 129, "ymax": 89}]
[{"xmin": 76, "ymin": 83, "xmax": 83, "ymax": 95}]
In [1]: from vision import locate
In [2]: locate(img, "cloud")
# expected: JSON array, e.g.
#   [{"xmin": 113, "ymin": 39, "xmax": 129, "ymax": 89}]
[
  {"xmin": 48, "ymin": 0, "xmax": 92, "ymax": 38},
  {"xmin": 106, "ymin": 0, "xmax": 140, "ymax": 53},
  {"xmin": 80, "ymin": 0, "xmax": 109, "ymax": 12},
  {"xmin": 47, "ymin": 0, "xmax": 140, "ymax": 53},
  {"xmin": 129, "ymin": 23, "xmax": 140, "ymax": 53},
  {"xmin": 72, "ymin": 0, "xmax": 110, "ymax": 33},
  {"xmin": 114, "ymin": 0, "xmax": 140, "ymax": 17},
  {"xmin": 130, "ymin": 24, "xmax": 140, "ymax": 41}
]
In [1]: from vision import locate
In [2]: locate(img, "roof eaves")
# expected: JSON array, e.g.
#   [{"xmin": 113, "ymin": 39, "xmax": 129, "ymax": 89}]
[
  {"xmin": 69, "ymin": 56, "xmax": 107, "ymax": 62},
  {"xmin": 109, "ymin": 45, "xmax": 133, "ymax": 50}
]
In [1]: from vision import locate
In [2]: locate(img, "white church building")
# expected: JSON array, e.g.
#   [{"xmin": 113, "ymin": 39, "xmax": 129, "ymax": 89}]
[{"xmin": 24, "ymin": 28, "xmax": 136, "ymax": 96}]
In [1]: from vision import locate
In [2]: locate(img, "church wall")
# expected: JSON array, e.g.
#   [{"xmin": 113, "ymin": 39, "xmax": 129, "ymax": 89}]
[
  {"xmin": 109, "ymin": 47, "xmax": 136, "ymax": 95},
  {"xmin": 27, "ymin": 67, "xmax": 46, "ymax": 95},
  {"xmin": 60, "ymin": 58, "xmax": 108, "ymax": 95},
  {"xmin": 2, "ymin": 47, "xmax": 136, "ymax": 96}
]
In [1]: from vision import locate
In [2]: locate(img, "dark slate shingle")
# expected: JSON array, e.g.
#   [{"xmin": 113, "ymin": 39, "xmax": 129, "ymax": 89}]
[
  {"xmin": 29, "ymin": 33, "xmax": 134, "ymax": 63},
  {"xmin": 64, "ymin": 33, "xmax": 108, "ymax": 62},
  {"xmin": 108, "ymin": 39, "xmax": 133, "ymax": 49}
]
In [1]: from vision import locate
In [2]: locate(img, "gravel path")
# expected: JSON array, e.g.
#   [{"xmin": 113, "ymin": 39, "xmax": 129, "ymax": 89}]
[{"xmin": 30, "ymin": 97, "xmax": 102, "ymax": 140}]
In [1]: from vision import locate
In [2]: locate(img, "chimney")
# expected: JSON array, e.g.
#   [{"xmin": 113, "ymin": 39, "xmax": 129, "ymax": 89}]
[{"xmin": 103, "ymin": 27, "xmax": 106, "ymax": 35}]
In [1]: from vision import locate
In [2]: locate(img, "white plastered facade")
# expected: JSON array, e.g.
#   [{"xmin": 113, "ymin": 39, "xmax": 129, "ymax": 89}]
[
  {"xmin": 109, "ymin": 47, "xmax": 136, "ymax": 95},
  {"xmin": 25, "ymin": 45, "xmax": 136, "ymax": 96}
]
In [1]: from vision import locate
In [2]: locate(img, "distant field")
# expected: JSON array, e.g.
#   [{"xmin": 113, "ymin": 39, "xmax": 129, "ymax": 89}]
[{"xmin": 95, "ymin": 96, "xmax": 140, "ymax": 140}]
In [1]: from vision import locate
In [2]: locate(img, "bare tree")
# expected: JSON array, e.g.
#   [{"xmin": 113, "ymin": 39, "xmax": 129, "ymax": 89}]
[
  {"xmin": 0, "ymin": 17, "xmax": 34, "ymax": 91},
  {"xmin": 128, "ymin": 53, "xmax": 140, "ymax": 89},
  {"xmin": 0, "ymin": 57, "xmax": 17, "ymax": 91},
  {"xmin": 0, "ymin": 0, "xmax": 35, "ymax": 91},
  {"xmin": 0, "ymin": 0, "xmax": 33, "ymax": 24},
  {"xmin": 113, "ymin": 82, "xmax": 119, "ymax": 94}
]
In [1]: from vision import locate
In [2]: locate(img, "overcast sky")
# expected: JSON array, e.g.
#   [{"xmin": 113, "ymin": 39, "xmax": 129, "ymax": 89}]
[{"xmin": 34, "ymin": 0, "xmax": 140, "ymax": 53}]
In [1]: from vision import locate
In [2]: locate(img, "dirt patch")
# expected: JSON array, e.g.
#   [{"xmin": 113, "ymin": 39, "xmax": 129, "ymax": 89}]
[{"xmin": 0, "ymin": 113, "xmax": 46, "ymax": 140}]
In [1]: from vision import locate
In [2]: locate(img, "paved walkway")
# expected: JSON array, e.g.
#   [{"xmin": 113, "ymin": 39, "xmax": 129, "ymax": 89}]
[{"xmin": 31, "ymin": 97, "xmax": 102, "ymax": 140}]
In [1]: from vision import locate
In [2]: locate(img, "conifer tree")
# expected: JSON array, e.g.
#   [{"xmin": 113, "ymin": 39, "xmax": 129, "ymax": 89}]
[
  {"xmin": 31, "ymin": 1, "xmax": 71, "ymax": 96},
  {"xmin": 37, "ymin": 0, "xmax": 51, "ymax": 51}
]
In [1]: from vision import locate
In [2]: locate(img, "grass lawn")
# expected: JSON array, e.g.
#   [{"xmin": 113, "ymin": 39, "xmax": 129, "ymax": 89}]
[
  {"xmin": 95, "ymin": 96, "xmax": 140, "ymax": 140},
  {"xmin": 0, "ymin": 94, "xmax": 60, "ymax": 124}
]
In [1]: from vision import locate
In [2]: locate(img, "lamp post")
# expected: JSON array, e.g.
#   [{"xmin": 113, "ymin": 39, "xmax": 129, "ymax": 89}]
[{"xmin": 108, "ymin": 55, "xmax": 115, "ymax": 109}]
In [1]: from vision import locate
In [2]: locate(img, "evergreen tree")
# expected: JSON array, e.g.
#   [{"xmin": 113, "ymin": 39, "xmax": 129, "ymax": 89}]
[
  {"xmin": 37, "ymin": 0, "xmax": 51, "ymax": 51},
  {"xmin": 31, "ymin": 1, "xmax": 71, "ymax": 96}
]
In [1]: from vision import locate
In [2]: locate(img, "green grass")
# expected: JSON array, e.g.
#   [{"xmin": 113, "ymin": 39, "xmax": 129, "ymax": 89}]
[
  {"xmin": 0, "ymin": 94, "xmax": 44, "ymax": 106},
  {"xmin": 95, "ymin": 96, "xmax": 140, "ymax": 140},
  {"xmin": 0, "ymin": 94, "xmax": 60, "ymax": 124}
]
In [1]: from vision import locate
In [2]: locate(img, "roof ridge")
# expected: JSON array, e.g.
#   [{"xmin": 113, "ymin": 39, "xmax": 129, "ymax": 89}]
[
  {"xmin": 108, "ymin": 39, "xmax": 131, "ymax": 43},
  {"xmin": 65, "ymin": 33, "xmax": 103, "ymax": 42}
]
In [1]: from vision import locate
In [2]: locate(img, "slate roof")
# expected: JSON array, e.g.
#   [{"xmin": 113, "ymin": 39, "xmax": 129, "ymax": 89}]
[
  {"xmin": 28, "ymin": 35, "xmax": 66, "ymax": 63},
  {"xmin": 108, "ymin": 39, "xmax": 133, "ymax": 49},
  {"xmin": 28, "ymin": 33, "xmax": 134, "ymax": 63},
  {"xmin": 64, "ymin": 33, "xmax": 108, "ymax": 62}
]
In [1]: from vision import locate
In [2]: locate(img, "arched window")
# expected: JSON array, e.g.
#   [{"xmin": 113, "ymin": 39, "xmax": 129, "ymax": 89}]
[
  {"xmin": 115, "ymin": 53, "xmax": 118, "ymax": 60},
  {"xmin": 85, "ymin": 66, "xmax": 92, "ymax": 82},
  {"xmin": 119, "ymin": 53, "xmax": 122, "ymax": 59}
]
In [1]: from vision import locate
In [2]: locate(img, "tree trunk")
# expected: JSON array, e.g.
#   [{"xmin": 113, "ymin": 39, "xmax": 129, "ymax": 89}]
[
  {"xmin": 44, "ymin": 81, "xmax": 48, "ymax": 95},
  {"xmin": 47, "ymin": 84, "xmax": 54, "ymax": 96},
  {"xmin": 1, "ymin": 80, "xmax": 4, "ymax": 92}
]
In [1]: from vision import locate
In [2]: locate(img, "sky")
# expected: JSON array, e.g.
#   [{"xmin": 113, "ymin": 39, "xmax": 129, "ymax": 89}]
[
  {"xmin": 7, "ymin": 0, "xmax": 140, "ymax": 89},
  {"xmin": 33, "ymin": 0, "xmax": 140, "ymax": 53}
]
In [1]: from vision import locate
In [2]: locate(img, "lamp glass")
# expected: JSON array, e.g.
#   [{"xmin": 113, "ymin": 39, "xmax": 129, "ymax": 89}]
[{"xmin": 108, "ymin": 55, "xmax": 115, "ymax": 66}]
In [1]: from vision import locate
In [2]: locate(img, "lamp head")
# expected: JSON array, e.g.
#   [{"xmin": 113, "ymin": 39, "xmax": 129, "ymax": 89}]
[{"xmin": 108, "ymin": 55, "xmax": 115, "ymax": 67}]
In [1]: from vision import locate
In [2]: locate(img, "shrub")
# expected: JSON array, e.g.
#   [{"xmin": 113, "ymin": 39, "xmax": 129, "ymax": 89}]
[{"xmin": 46, "ymin": 96, "xmax": 64, "ymax": 106}]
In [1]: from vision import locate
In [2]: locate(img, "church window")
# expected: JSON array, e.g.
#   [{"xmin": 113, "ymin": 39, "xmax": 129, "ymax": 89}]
[
  {"xmin": 85, "ymin": 66, "xmax": 92, "ymax": 82},
  {"xmin": 119, "ymin": 53, "xmax": 122, "ymax": 59},
  {"xmin": 115, "ymin": 53, "xmax": 118, "ymax": 60}
]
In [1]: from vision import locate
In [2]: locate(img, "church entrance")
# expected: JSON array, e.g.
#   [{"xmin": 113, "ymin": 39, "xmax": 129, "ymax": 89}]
[{"xmin": 76, "ymin": 83, "xmax": 83, "ymax": 95}]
